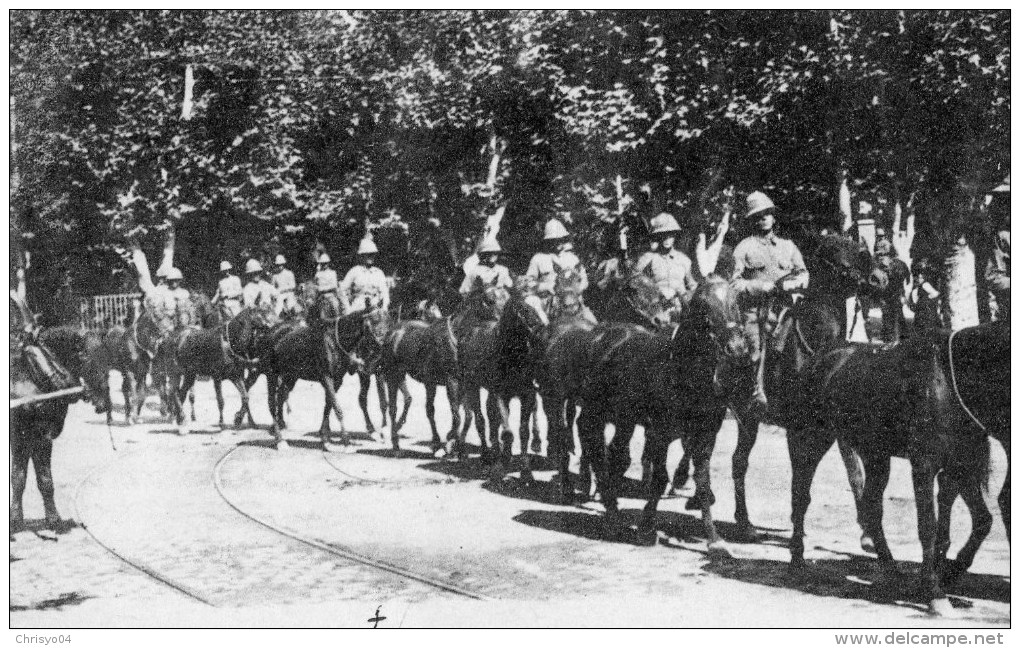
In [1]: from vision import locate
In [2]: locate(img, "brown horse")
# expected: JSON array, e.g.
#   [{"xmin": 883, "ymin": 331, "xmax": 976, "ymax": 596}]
[
  {"xmin": 786, "ymin": 321, "xmax": 1008, "ymax": 615},
  {"xmin": 380, "ymin": 314, "xmax": 461, "ymax": 456},
  {"xmin": 556, "ymin": 277, "xmax": 757, "ymax": 551},
  {"xmin": 11, "ymin": 323, "xmax": 105, "ymax": 535},
  {"xmin": 455, "ymin": 287, "xmax": 546, "ymax": 481},
  {"xmin": 266, "ymin": 309, "xmax": 379, "ymax": 450},
  {"xmin": 165, "ymin": 307, "xmax": 279, "ymax": 431}
]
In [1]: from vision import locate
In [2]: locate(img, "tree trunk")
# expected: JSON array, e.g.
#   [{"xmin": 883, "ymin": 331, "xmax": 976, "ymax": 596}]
[{"xmin": 942, "ymin": 238, "xmax": 980, "ymax": 330}]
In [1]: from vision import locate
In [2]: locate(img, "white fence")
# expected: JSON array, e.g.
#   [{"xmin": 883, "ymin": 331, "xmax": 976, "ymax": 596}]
[{"xmin": 78, "ymin": 293, "xmax": 141, "ymax": 330}]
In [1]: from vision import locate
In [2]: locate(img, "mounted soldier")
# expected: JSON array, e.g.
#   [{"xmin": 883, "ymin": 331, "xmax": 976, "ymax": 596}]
[
  {"xmin": 459, "ymin": 238, "xmax": 512, "ymax": 321},
  {"xmin": 526, "ymin": 219, "xmax": 589, "ymax": 317},
  {"xmin": 212, "ymin": 261, "xmax": 243, "ymax": 320},
  {"xmin": 271, "ymin": 254, "xmax": 299, "ymax": 317},
  {"xmin": 632, "ymin": 212, "xmax": 698, "ymax": 322},
  {"xmin": 730, "ymin": 190, "xmax": 809, "ymax": 410},
  {"xmin": 242, "ymin": 259, "xmax": 281, "ymax": 317},
  {"xmin": 314, "ymin": 252, "xmax": 341, "ymax": 321},
  {"xmin": 165, "ymin": 268, "xmax": 196, "ymax": 329},
  {"xmin": 341, "ymin": 238, "xmax": 389, "ymax": 314}
]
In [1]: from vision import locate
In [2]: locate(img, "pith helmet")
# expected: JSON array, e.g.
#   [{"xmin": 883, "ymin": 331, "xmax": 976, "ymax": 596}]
[
  {"xmin": 478, "ymin": 238, "xmax": 502, "ymax": 255},
  {"xmin": 166, "ymin": 267, "xmax": 184, "ymax": 281},
  {"xmin": 746, "ymin": 191, "xmax": 776, "ymax": 217},
  {"xmin": 245, "ymin": 259, "xmax": 263, "ymax": 274},
  {"xmin": 543, "ymin": 219, "xmax": 570, "ymax": 240},
  {"xmin": 219, "ymin": 261, "xmax": 232, "ymax": 272},
  {"xmin": 274, "ymin": 254, "xmax": 286, "ymax": 265},
  {"xmin": 155, "ymin": 266, "xmax": 170, "ymax": 278},
  {"xmin": 649, "ymin": 212, "xmax": 681, "ymax": 235},
  {"xmin": 357, "ymin": 238, "xmax": 379, "ymax": 255},
  {"xmin": 317, "ymin": 253, "xmax": 331, "ymax": 264}
]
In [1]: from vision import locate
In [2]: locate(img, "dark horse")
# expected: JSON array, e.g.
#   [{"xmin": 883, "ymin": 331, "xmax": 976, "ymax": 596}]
[
  {"xmin": 549, "ymin": 278, "xmax": 758, "ymax": 550},
  {"xmin": 682, "ymin": 233, "xmax": 887, "ymax": 544},
  {"xmin": 11, "ymin": 320, "xmax": 107, "ymax": 535},
  {"xmin": 454, "ymin": 286, "xmax": 545, "ymax": 480},
  {"xmin": 266, "ymin": 309, "xmax": 379, "ymax": 450},
  {"xmin": 165, "ymin": 307, "xmax": 279, "ymax": 431},
  {"xmin": 380, "ymin": 314, "xmax": 462, "ymax": 456},
  {"xmin": 786, "ymin": 320, "xmax": 1009, "ymax": 615}
]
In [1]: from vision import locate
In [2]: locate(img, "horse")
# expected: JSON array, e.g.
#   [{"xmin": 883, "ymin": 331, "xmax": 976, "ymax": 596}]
[
  {"xmin": 380, "ymin": 314, "xmax": 461, "ymax": 456},
  {"xmin": 673, "ymin": 233, "xmax": 888, "ymax": 545},
  {"xmin": 165, "ymin": 307, "xmax": 279, "ymax": 431},
  {"xmin": 587, "ymin": 271, "xmax": 671, "ymax": 331},
  {"xmin": 266, "ymin": 308, "xmax": 379, "ymax": 450},
  {"xmin": 785, "ymin": 321, "xmax": 1008, "ymax": 615},
  {"xmin": 11, "ymin": 322, "xmax": 106, "ymax": 535},
  {"xmin": 354, "ymin": 308, "xmax": 392, "ymax": 441},
  {"xmin": 537, "ymin": 284, "xmax": 600, "ymax": 502},
  {"xmin": 551, "ymin": 277, "xmax": 758, "ymax": 551}
]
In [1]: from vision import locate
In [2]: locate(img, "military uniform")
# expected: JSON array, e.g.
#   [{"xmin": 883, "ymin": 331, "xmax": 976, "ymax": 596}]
[
  {"xmin": 271, "ymin": 267, "xmax": 298, "ymax": 314},
  {"xmin": 315, "ymin": 267, "xmax": 341, "ymax": 320},
  {"xmin": 986, "ymin": 229, "xmax": 1010, "ymax": 322},
  {"xmin": 633, "ymin": 248, "xmax": 698, "ymax": 304},
  {"xmin": 732, "ymin": 233, "xmax": 808, "ymax": 307},
  {"xmin": 144, "ymin": 284, "xmax": 178, "ymax": 335},
  {"xmin": 168, "ymin": 286, "xmax": 195, "ymax": 329},
  {"xmin": 340, "ymin": 265, "xmax": 390, "ymax": 313},
  {"xmin": 460, "ymin": 263, "xmax": 513, "ymax": 296},
  {"xmin": 213, "ymin": 274, "xmax": 244, "ymax": 318},
  {"xmin": 243, "ymin": 278, "xmax": 280, "ymax": 315}
]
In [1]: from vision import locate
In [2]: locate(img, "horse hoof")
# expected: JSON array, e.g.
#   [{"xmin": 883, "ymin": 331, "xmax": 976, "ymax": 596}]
[
  {"xmin": 940, "ymin": 560, "xmax": 966, "ymax": 589},
  {"xmin": 860, "ymin": 533, "xmax": 876, "ymax": 554},
  {"xmin": 530, "ymin": 438, "xmax": 542, "ymax": 455},
  {"xmin": 433, "ymin": 447, "xmax": 448, "ymax": 460},
  {"xmin": 636, "ymin": 526, "xmax": 658, "ymax": 547},
  {"xmin": 928, "ymin": 598, "xmax": 955, "ymax": 617},
  {"xmin": 392, "ymin": 448, "xmax": 402, "ymax": 459},
  {"xmin": 684, "ymin": 494, "xmax": 702, "ymax": 511},
  {"xmin": 733, "ymin": 524, "xmax": 762, "ymax": 543},
  {"xmin": 321, "ymin": 443, "xmax": 332, "ymax": 453},
  {"xmin": 706, "ymin": 541, "xmax": 735, "ymax": 559}
]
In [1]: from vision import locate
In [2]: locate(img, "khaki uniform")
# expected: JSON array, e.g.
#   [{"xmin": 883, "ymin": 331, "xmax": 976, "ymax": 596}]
[
  {"xmin": 271, "ymin": 268, "xmax": 299, "ymax": 314},
  {"xmin": 986, "ymin": 229, "xmax": 1010, "ymax": 321},
  {"xmin": 315, "ymin": 268, "xmax": 341, "ymax": 320},
  {"xmin": 144, "ymin": 284, "xmax": 178, "ymax": 335},
  {"xmin": 340, "ymin": 265, "xmax": 390, "ymax": 313},
  {"xmin": 168, "ymin": 287, "xmax": 195, "ymax": 328},
  {"xmin": 633, "ymin": 248, "xmax": 698, "ymax": 304},
  {"xmin": 459, "ymin": 264, "xmax": 513, "ymax": 295},
  {"xmin": 243, "ymin": 279, "xmax": 280, "ymax": 315},
  {"xmin": 213, "ymin": 274, "xmax": 244, "ymax": 318},
  {"xmin": 526, "ymin": 251, "xmax": 588, "ymax": 297}
]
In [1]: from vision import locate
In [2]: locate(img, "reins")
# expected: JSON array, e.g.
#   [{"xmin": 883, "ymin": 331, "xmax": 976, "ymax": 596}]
[
  {"xmin": 221, "ymin": 314, "xmax": 260, "ymax": 365},
  {"xmin": 946, "ymin": 329, "xmax": 987, "ymax": 432}
]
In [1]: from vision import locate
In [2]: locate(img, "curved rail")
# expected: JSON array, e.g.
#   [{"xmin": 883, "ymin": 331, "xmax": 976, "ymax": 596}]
[
  {"xmin": 213, "ymin": 445, "xmax": 491, "ymax": 601},
  {"xmin": 72, "ymin": 453, "xmax": 215, "ymax": 606}
]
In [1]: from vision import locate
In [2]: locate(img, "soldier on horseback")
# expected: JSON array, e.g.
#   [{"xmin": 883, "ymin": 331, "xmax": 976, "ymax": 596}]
[
  {"xmin": 314, "ymin": 252, "xmax": 341, "ymax": 321},
  {"xmin": 459, "ymin": 238, "xmax": 512, "ymax": 320},
  {"xmin": 271, "ymin": 254, "xmax": 299, "ymax": 317},
  {"xmin": 212, "ymin": 261, "xmax": 243, "ymax": 320},
  {"xmin": 632, "ymin": 212, "xmax": 698, "ymax": 322},
  {"xmin": 731, "ymin": 191, "xmax": 809, "ymax": 410},
  {"xmin": 526, "ymin": 219, "xmax": 589, "ymax": 317},
  {"xmin": 341, "ymin": 238, "xmax": 389, "ymax": 314},
  {"xmin": 242, "ymin": 259, "xmax": 281, "ymax": 317}
]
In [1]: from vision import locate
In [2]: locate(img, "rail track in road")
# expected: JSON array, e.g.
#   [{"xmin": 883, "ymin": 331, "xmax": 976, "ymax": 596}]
[{"xmin": 71, "ymin": 438, "xmax": 489, "ymax": 608}]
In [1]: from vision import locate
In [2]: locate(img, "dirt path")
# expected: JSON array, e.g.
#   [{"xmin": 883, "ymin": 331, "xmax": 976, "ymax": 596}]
[{"xmin": 10, "ymin": 375, "xmax": 1010, "ymax": 627}]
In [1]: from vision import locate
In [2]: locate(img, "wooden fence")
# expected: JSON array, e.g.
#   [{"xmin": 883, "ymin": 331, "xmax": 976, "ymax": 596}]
[{"xmin": 78, "ymin": 293, "xmax": 141, "ymax": 330}]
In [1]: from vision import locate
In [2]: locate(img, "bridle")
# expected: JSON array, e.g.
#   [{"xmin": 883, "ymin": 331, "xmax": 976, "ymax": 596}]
[{"xmin": 221, "ymin": 311, "xmax": 262, "ymax": 365}]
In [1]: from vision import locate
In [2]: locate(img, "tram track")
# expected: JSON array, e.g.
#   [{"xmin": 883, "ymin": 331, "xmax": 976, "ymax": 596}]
[{"xmin": 71, "ymin": 437, "xmax": 489, "ymax": 607}]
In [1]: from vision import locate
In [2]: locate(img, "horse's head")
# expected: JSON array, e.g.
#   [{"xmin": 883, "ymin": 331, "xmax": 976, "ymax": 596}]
[
  {"xmin": 500, "ymin": 291, "xmax": 550, "ymax": 364},
  {"xmin": 808, "ymin": 233, "xmax": 886, "ymax": 299},
  {"xmin": 482, "ymin": 285, "xmax": 511, "ymax": 316},
  {"xmin": 680, "ymin": 277, "xmax": 756, "ymax": 366},
  {"xmin": 38, "ymin": 326, "xmax": 109, "ymax": 412},
  {"xmin": 555, "ymin": 266, "xmax": 585, "ymax": 295}
]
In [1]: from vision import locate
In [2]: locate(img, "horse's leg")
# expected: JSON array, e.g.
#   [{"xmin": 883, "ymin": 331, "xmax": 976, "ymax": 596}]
[
  {"xmin": 232, "ymin": 370, "xmax": 259, "ymax": 427},
  {"xmin": 10, "ymin": 434, "xmax": 29, "ymax": 534},
  {"xmin": 607, "ymin": 415, "xmax": 637, "ymax": 506},
  {"xmin": 424, "ymin": 383, "xmax": 441, "ymax": 454},
  {"xmin": 543, "ymin": 393, "xmax": 571, "ymax": 502},
  {"xmin": 375, "ymin": 373, "xmax": 388, "ymax": 428},
  {"xmin": 485, "ymin": 392, "xmax": 507, "ymax": 482},
  {"xmin": 788, "ymin": 426, "xmax": 835, "ymax": 572},
  {"xmin": 910, "ymin": 458, "xmax": 951, "ymax": 615},
  {"xmin": 638, "ymin": 432, "xmax": 670, "ymax": 546},
  {"xmin": 668, "ymin": 450, "xmax": 692, "ymax": 497},
  {"xmin": 357, "ymin": 372, "xmax": 377, "ymax": 440},
  {"xmin": 579, "ymin": 406, "xmax": 615, "ymax": 535},
  {"xmin": 214, "ymin": 379, "xmax": 225, "ymax": 427},
  {"xmin": 860, "ymin": 455, "xmax": 898, "ymax": 582},
  {"xmin": 838, "ymin": 438, "xmax": 872, "ymax": 553},
  {"xmin": 230, "ymin": 376, "xmax": 252, "ymax": 430},
  {"xmin": 445, "ymin": 378, "xmax": 463, "ymax": 454},
  {"xmin": 122, "ymin": 370, "xmax": 139, "ymax": 425},
  {"xmin": 939, "ymin": 470, "xmax": 993, "ymax": 591},
  {"xmin": 568, "ymin": 399, "xmax": 593, "ymax": 500},
  {"xmin": 687, "ymin": 416, "xmax": 727, "ymax": 555},
  {"xmin": 396, "ymin": 379, "xmax": 412, "ymax": 434},
  {"xmin": 32, "ymin": 436, "xmax": 61, "ymax": 530},
  {"xmin": 518, "ymin": 391, "xmax": 536, "ymax": 483},
  {"xmin": 529, "ymin": 394, "xmax": 543, "ymax": 455},
  {"xmin": 320, "ymin": 374, "xmax": 348, "ymax": 449},
  {"xmin": 177, "ymin": 374, "xmax": 197, "ymax": 433},
  {"xmin": 731, "ymin": 411, "xmax": 762, "ymax": 542}
]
